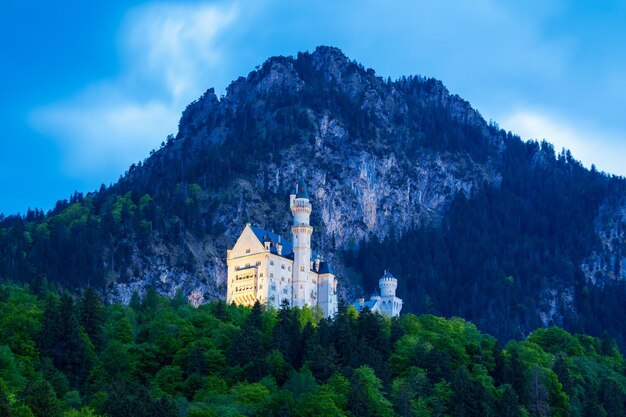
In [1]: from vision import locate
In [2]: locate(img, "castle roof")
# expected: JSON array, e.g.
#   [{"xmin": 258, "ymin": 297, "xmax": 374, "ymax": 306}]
[
  {"xmin": 296, "ymin": 175, "xmax": 309, "ymax": 199},
  {"xmin": 247, "ymin": 224, "xmax": 334, "ymax": 274},
  {"xmin": 249, "ymin": 226, "xmax": 293, "ymax": 257},
  {"xmin": 318, "ymin": 261, "xmax": 334, "ymax": 274},
  {"xmin": 382, "ymin": 270, "xmax": 396, "ymax": 279},
  {"xmin": 353, "ymin": 300, "xmax": 378, "ymax": 312}
]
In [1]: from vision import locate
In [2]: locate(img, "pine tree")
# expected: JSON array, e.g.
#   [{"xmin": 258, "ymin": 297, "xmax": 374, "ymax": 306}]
[
  {"xmin": 23, "ymin": 378, "xmax": 60, "ymax": 417},
  {"xmin": 273, "ymin": 303, "xmax": 302, "ymax": 368},
  {"xmin": 347, "ymin": 366, "xmax": 394, "ymax": 417},
  {"xmin": 79, "ymin": 288, "xmax": 105, "ymax": 349},
  {"xmin": 228, "ymin": 302, "xmax": 268, "ymax": 381}
]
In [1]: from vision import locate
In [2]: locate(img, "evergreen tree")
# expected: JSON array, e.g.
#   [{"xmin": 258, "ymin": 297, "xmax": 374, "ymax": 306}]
[
  {"xmin": 273, "ymin": 303, "xmax": 303, "ymax": 368},
  {"xmin": 0, "ymin": 388, "xmax": 11, "ymax": 417},
  {"xmin": 55, "ymin": 293, "xmax": 93, "ymax": 389},
  {"xmin": 79, "ymin": 288, "xmax": 105, "ymax": 349},
  {"xmin": 347, "ymin": 366, "xmax": 394, "ymax": 417},
  {"xmin": 23, "ymin": 378, "xmax": 60, "ymax": 417},
  {"xmin": 228, "ymin": 302, "xmax": 268, "ymax": 381},
  {"xmin": 497, "ymin": 384, "xmax": 523, "ymax": 417}
]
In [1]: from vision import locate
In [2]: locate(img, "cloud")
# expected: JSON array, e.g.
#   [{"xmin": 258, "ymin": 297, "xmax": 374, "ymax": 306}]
[
  {"xmin": 26, "ymin": 0, "xmax": 626, "ymax": 185},
  {"xmin": 122, "ymin": 2, "xmax": 237, "ymax": 101},
  {"xmin": 502, "ymin": 109, "xmax": 626, "ymax": 177},
  {"xmin": 30, "ymin": 2, "xmax": 237, "ymax": 181}
]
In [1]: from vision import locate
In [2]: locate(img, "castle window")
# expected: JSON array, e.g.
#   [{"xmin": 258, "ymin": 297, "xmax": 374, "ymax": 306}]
[
  {"xmin": 259, "ymin": 285, "xmax": 263, "ymax": 289},
  {"xmin": 281, "ymin": 277, "xmax": 284, "ymax": 282},
  {"xmin": 288, "ymin": 266, "xmax": 291, "ymax": 271},
  {"xmin": 270, "ymin": 260, "xmax": 274, "ymax": 266},
  {"xmin": 245, "ymin": 263, "xmax": 250, "ymax": 268},
  {"xmin": 259, "ymin": 273, "xmax": 264, "ymax": 277},
  {"xmin": 246, "ymin": 249, "xmax": 250, "ymax": 254},
  {"xmin": 281, "ymin": 264, "xmax": 285, "ymax": 269},
  {"xmin": 300, "ymin": 266, "xmax": 305, "ymax": 272},
  {"xmin": 283, "ymin": 288, "xmax": 288, "ymax": 294},
  {"xmin": 270, "ymin": 273, "xmax": 274, "ymax": 278},
  {"xmin": 271, "ymin": 284, "xmax": 276, "ymax": 291}
]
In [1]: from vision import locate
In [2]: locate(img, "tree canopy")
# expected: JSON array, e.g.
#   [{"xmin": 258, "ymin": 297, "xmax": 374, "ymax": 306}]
[{"xmin": 0, "ymin": 282, "xmax": 624, "ymax": 416}]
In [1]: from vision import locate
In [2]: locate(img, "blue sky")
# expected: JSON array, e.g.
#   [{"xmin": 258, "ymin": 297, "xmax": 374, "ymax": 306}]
[{"xmin": 2, "ymin": 0, "xmax": 626, "ymax": 215}]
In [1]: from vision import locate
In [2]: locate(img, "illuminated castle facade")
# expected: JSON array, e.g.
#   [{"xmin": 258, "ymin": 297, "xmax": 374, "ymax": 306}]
[{"xmin": 226, "ymin": 177, "xmax": 338, "ymax": 317}]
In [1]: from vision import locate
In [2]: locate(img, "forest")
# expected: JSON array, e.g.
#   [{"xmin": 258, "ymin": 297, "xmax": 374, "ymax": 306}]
[{"xmin": 0, "ymin": 282, "xmax": 625, "ymax": 417}]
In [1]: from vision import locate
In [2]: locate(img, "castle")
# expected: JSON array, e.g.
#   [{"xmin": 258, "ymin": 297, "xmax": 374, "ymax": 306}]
[
  {"xmin": 226, "ymin": 177, "xmax": 338, "ymax": 317},
  {"xmin": 353, "ymin": 270, "xmax": 403, "ymax": 317}
]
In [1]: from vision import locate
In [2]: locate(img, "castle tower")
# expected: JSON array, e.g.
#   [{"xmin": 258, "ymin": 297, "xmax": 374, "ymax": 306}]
[
  {"xmin": 379, "ymin": 270, "xmax": 398, "ymax": 297},
  {"xmin": 379, "ymin": 270, "xmax": 403, "ymax": 317},
  {"xmin": 290, "ymin": 176, "xmax": 314, "ymax": 307}
]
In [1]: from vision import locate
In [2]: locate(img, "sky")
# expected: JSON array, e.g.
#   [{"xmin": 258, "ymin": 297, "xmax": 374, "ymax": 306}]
[{"xmin": 1, "ymin": 0, "xmax": 626, "ymax": 215}]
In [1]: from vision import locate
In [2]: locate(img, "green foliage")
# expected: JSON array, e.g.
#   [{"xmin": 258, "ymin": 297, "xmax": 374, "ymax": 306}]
[
  {"xmin": 348, "ymin": 366, "xmax": 394, "ymax": 417},
  {"xmin": 0, "ymin": 284, "xmax": 624, "ymax": 416},
  {"xmin": 527, "ymin": 327, "xmax": 585, "ymax": 357},
  {"xmin": 62, "ymin": 407, "xmax": 103, "ymax": 417},
  {"xmin": 23, "ymin": 378, "xmax": 60, "ymax": 417},
  {"xmin": 0, "ymin": 286, "xmax": 42, "ymax": 359}
]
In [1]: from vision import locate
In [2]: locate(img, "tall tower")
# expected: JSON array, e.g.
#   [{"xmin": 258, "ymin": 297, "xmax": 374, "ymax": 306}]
[{"xmin": 290, "ymin": 176, "xmax": 313, "ymax": 307}]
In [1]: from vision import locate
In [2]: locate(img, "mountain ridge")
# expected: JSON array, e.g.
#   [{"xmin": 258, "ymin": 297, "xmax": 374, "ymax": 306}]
[{"xmin": 1, "ymin": 46, "xmax": 626, "ymax": 345}]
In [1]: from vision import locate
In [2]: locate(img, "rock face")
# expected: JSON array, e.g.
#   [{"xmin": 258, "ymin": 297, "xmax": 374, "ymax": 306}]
[
  {"xmin": 583, "ymin": 193, "xmax": 626, "ymax": 285},
  {"xmin": 114, "ymin": 46, "xmax": 506, "ymax": 305},
  {"xmin": 10, "ymin": 46, "xmax": 626, "ymax": 343}
]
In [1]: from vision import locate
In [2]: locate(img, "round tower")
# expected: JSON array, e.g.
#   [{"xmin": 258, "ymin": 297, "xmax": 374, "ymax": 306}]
[
  {"xmin": 290, "ymin": 176, "xmax": 313, "ymax": 307},
  {"xmin": 379, "ymin": 270, "xmax": 398, "ymax": 297}
]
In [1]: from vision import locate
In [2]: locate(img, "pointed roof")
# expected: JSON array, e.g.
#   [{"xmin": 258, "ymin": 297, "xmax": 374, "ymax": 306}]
[
  {"xmin": 382, "ymin": 270, "xmax": 396, "ymax": 279},
  {"xmin": 249, "ymin": 225, "xmax": 293, "ymax": 257},
  {"xmin": 318, "ymin": 261, "xmax": 334, "ymax": 275},
  {"xmin": 296, "ymin": 175, "xmax": 309, "ymax": 199},
  {"xmin": 353, "ymin": 300, "xmax": 378, "ymax": 312}
]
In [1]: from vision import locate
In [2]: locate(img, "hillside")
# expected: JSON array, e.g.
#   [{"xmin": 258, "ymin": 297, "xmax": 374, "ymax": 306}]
[
  {"xmin": 1, "ymin": 283, "xmax": 625, "ymax": 416},
  {"xmin": 1, "ymin": 46, "xmax": 626, "ymax": 344}
]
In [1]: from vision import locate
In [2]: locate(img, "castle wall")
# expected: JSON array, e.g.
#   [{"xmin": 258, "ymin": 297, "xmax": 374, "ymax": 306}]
[
  {"xmin": 317, "ymin": 273, "xmax": 337, "ymax": 317},
  {"xmin": 227, "ymin": 179, "xmax": 337, "ymax": 317}
]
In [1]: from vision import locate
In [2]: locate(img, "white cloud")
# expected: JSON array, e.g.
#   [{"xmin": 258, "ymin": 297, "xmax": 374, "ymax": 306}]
[
  {"xmin": 123, "ymin": 2, "xmax": 236, "ymax": 102},
  {"xmin": 502, "ymin": 109, "xmax": 626, "ymax": 177},
  {"xmin": 30, "ymin": 2, "xmax": 237, "ymax": 181}
]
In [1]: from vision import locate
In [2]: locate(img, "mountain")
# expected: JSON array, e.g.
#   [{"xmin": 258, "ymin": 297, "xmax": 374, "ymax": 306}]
[{"xmin": 1, "ymin": 46, "xmax": 626, "ymax": 345}]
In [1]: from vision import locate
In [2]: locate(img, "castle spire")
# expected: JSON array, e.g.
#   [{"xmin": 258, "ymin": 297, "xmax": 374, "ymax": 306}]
[{"xmin": 296, "ymin": 175, "xmax": 309, "ymax": 199}]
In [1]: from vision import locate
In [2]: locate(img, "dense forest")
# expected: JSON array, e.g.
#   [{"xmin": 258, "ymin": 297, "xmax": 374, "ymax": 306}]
[
  {"xmin": 346, "ymin": 140, "xmax": 626, "ymax": 346},
  {"xmin": 0, "ymin": 281, "xmax": 625, "ymax": 417}
]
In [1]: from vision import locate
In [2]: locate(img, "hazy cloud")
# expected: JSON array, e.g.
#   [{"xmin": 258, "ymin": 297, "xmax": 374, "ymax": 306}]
[
  {"xmin": 27, "ymin": 0, "xmax": 626, "ymax": 184},
  {"xmin": 31, "ymin": 2, "xmax": 237, "ymax": 180},
  {"xmin": 502, "ymin": 109, "xmax": 626, "ymax": 176}
]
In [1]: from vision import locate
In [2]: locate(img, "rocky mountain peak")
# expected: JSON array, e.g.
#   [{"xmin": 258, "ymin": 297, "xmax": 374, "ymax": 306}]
[{"xmin": 308, "ymin": 45, "xmax": 358, "ymax": 82}]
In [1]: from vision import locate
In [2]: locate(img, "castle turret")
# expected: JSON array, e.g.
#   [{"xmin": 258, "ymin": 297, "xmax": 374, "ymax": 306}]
[
  {"xmin": 379, "ymin": 270, "xmax": 398, "ymax": 297},
  {"xmin": 377, "ymin": 270, "xmax": 403, "ymax": 317},
  {"xmin": 291, "ymin": 176, "xmax": 313, "ymax": 307}
]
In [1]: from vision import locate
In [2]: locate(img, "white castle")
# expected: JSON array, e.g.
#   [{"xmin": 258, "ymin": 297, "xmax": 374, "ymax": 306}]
[
  {"xmin": 353, "ymin": 270, "xmax": 403, "ymax": 317},
  {"xmin": 226, "ymin": 177, "xmax": 338, "ymax": 317}
]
